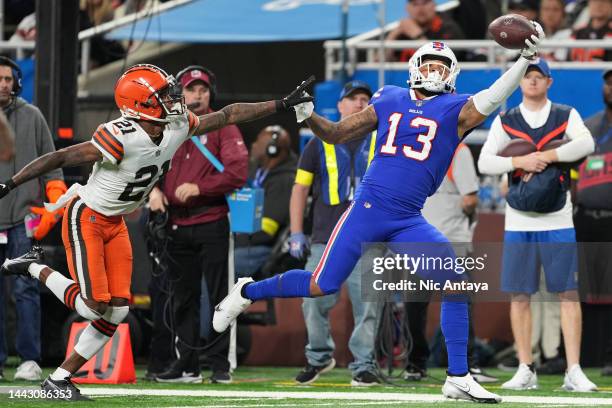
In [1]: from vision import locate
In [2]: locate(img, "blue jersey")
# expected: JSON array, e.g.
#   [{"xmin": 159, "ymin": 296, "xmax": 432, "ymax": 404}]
[{"xmin": 355, "ymin": 85, "xmax": 471, "ymax": 214}]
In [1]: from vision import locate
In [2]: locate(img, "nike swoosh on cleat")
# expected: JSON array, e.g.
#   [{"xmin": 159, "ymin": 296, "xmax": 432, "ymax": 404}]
[{"xmin": 449, "ymin": 381, "xmax": 470, "ymax": 393}]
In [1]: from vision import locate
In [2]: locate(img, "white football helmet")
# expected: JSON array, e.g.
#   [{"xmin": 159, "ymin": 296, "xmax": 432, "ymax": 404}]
[{"xmin": 408, "ymin": 42, "xmax": 460, "ymax": 93}]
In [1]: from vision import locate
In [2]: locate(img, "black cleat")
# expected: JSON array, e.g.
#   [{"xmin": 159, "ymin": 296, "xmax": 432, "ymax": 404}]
[
  {"xmin": 41, "ymin": 375, "xmax": 91, "ymax": 401},
  {"xmin": 1, "ymin": 246, "xmax": 43, "ymax": 277}
]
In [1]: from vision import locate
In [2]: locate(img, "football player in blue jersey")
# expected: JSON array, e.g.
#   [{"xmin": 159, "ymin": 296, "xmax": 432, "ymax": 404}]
[{"xmin": 214, "ymin": 25, "xmax": 545, "ymax": 403}]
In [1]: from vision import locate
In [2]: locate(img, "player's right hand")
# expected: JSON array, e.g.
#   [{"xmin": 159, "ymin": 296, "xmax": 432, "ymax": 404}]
[
  {"xmin": 289, "ymin": 232, "xmax": 309, "ymax": 260},
  {"xmin": 148, "ymin": 186, "xmax": 168, "ymax": 212},
  {"xmin": 513, "ymin": 152, "xmax": 550, "ymax": 173},
  {"xmin": 520, "ymin": 21, "xmax": 545, "ymax": 60},
  {"xmin": 0, "ymin": 178, "xmax": 15, "ymax": 199},
  {"xmin": 277, "ymin": 76, "xmax": 315, "ymax": 111}
]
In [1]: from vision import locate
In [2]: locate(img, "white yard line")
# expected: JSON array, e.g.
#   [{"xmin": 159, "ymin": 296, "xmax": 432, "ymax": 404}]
[{"xmin": 79, "ymin": 387, "xmax": 612, "ymax": 405}]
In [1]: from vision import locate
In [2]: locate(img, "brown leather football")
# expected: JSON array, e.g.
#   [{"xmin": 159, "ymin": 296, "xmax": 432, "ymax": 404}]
[
  {"xmin": 499, "ymin": 139, "xmax": 536, "ymax": 157},
  {"xmin": 488, "ymin": 14, "xmax": 537, "ymax": 50}
]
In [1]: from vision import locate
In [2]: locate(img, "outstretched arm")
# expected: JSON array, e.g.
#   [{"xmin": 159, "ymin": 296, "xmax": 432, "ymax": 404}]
[
  {"xmin": 194, "ymin": 101, "xmax": 278, "ymax": 135},
  {"xmin": 0, "ymin": 142, "xmax": 101, "ymax": 197},
  {"xmin": 193, "ymin": 76, "xmax": 315, "ymax": 135},
  {"xmin": 306, "ymin": 105, "xmax": 378, "ymax": 145},
  {"xmin": 458, "ymin": 22, "xmax": 544, "ymax": 137}
]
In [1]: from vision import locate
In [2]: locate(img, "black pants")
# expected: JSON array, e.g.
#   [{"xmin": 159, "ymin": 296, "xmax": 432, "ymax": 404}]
[
  {"xmin": 147, "ymin": 269, "xmax": 174, "ymax": 374},
  {"xmin": 167, "ymin": 217, "xmax": 230, "ymax": 373}
]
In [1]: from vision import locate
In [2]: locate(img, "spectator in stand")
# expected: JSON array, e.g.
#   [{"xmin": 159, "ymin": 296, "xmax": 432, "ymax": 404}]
[
  {"xmin": 508, "ymin": 0, "xmax": 540, "ymax": 21},
  {"xmin": 570, "ymin": 0, "xmax": 612, "ymax": 61},
  {"xmin": 574, "ymin": 69, "xmax": 612, "ymax": 376},
  {"xmin": 81, "ymin": 0, "xmax": 116, "ymax": 25},
  {"xmin": 114, "ymin": 0, "xmax": 160, "ymax": 19},
  {"xmin": 79, "ymin": 0, "xmax": 126, "ymax": 68},
  {"xmin": 386, "ymin": 0, "xmax": 465, "ymax": 62},
  {"xmin": 451, "ymin": 0, "xmax": 488, "ymax": 39},
  {"xmin": 539, "ymin": 0, "xmax": 573, "ymax": 61},
  {"xmin": 8, "ymin": 13, "xmax": 36, "ymax": 58}
]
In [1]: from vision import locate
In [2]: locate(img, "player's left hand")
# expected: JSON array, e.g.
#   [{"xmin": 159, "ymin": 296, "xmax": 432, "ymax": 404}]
[
  {"xmin": 30, "ymin": 206, "xmax": 63, "ymax": 241},
  {"xmin": 0, "ymin": 178, "xmax": 16, "ymax": 199},
  {"xmin": 175, "ymin": 182, "xmax": 200, "ymax": 203},
  {"xmin": 293, "ymin": 95, "xmax": 314, "ymax": 123},
  {"xmin": 277, "ymin": 76, "xmax": 315, "ymax": 111},
  {"xmin": 520, "ymin": 21, "xmax": 545, "ymax": 60}
]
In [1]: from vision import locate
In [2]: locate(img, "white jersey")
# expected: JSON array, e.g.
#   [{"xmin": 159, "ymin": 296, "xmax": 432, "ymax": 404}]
[{"xmin": 78, "ymin": 112, "xmax": 200, "ymax": 216}]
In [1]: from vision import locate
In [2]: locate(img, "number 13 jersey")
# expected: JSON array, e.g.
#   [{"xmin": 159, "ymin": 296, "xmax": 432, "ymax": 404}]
[
  {"xmin": 79, "ymin": 112, "xmax": 200, "ymax": 216},
  {"xmin": 355, "ymin": 85, "xmax": 471, "ymax": 214}
]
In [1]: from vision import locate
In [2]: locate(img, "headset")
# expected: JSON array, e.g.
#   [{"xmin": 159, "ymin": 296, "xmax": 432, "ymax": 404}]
[
  {"xmin": 175, "ymin": 65, "xmax": 217, "ymax": 103},
  {"xmin": 266, "ymin": 125, "xmax": 283, "ymax": 158},
  {"xmin": 0, "ymin": 56, "xmax": 22, "ymax": 96}
]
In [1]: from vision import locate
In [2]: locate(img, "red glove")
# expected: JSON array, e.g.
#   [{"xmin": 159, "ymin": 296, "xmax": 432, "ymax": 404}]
[{"xmin": 30, "ymin": 179, "xmax": 68, "ymax": 241}]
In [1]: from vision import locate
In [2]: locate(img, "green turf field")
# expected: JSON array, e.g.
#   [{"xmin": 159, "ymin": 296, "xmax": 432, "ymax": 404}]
[{"xmin": 1, "ymin": 366, "xmax": 612, "ymax": 407}]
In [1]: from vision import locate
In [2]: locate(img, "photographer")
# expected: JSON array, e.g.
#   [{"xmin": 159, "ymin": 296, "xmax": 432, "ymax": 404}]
[{"xmin": 148, "ymin": 65, "xmax": 248, "ymax": 384}]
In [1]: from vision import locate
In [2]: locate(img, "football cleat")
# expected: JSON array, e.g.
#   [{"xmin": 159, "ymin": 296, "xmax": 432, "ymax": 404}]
[
  {"xmin": 501, "ymin": 363, "xmax": 538, "ymax": 390},
  {"xmin": 213, "ymin": 277, "xmax": 253, "ymax": 333},
  {"xmin": 41, "ymin": 375, "xmax": 90, "ymax": 401},
  {"xmin": 1, "ymin": 246, "xmax": 43, "ymax": 277},
  {"xmin": 563, "ymin": 364, "xmax": 597, "ymax": 392},
  {"xmin": 443, "ymin": 372, "xmax": 501, "ymax": 403}
]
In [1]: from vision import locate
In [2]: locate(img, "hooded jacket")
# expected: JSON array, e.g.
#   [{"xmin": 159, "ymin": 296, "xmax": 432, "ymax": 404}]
[{"xmin": 0, "ymin": 97, "xmax": 63, "ymax": 230}]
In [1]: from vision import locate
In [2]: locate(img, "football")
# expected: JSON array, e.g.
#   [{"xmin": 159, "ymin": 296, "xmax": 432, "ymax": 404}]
[
  {"xmin": 488, "ymin": 14, "xmax": 537, "ymax": 50},
  {"xmin": 499, "ymin": 139, "xmax": 536, "ymax": 157}
]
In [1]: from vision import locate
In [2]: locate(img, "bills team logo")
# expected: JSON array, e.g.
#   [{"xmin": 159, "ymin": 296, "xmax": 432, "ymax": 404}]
[{"xmin": 432, "ymin": 42, "xmax": 445, "ymax": 51}]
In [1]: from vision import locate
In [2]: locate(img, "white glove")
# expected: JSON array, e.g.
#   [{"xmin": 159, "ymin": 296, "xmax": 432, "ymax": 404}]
[
  {"xmin": 293, "ymin": 95, "xmax": 314, "ymax": 123},
  {"xmin": 520, "ymin": 21, "xmax": 545, "ymax": 60}
]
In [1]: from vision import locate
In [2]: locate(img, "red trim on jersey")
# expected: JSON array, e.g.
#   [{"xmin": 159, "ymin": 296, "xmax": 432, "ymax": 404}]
[
  {"xmin": 536, "ymin": 121, "xmax": 568, "ymax": 150},
  {"xmin": 312, "ymin": 202, "xmax": 354, "ymax": 283},
  {"xmin": 99, "ymin": 127, "xmax": 124, "ymax": 154},
  {"xmin": 93, "ymin": 132, "xmax": 123, "ymax": 162},
  {"xmin": 501, "ymin": 124, "xmax": 534, "ymax": 143}
]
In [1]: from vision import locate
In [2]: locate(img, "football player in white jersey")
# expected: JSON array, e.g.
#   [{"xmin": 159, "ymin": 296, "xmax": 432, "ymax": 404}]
[{"xmin": 0, "ymin": 64, "xmax": 312, "ymax": 400}]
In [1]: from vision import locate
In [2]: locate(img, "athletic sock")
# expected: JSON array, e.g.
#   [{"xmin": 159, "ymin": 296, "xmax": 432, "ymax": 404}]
[
  {"xmin": 441, "ymin": 297, "xmax": 469, "ymax": 376},
  {"xmin": 43, "ymin": 269, "xmax": 80, "ymax": 309},
  {"xmin": 50, "ymin": 367, "xmax": 71, "ymax": 381},
  {"xmin": 244, "ymin": 270, "xmax": 312, "ymax": 301}
]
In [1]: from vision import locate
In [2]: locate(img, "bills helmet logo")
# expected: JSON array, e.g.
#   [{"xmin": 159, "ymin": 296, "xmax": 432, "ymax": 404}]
[{"xmin": 432, "ymin": 42, "xmax": 445, "ymax": 51}]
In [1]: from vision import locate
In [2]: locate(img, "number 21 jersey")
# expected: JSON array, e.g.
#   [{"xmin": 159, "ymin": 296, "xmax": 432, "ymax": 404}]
[
  {"xmin": 355, "ymin": 85, "xmax": 471, "ymax": 214},
  {"xmin": 79, "ymin": 112, "xmax": 200, "ymax": 216}
]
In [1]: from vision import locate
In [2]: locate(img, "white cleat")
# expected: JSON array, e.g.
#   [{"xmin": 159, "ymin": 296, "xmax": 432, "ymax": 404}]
[
  {"xmin": 14, "ymin": 360, "xmax": 42, "ymax": 381},
  {"xmin": 563, "ymin": 364, "xmax": 598, "ymax": 392},
  {"xmin": 213, "ymin": 277, "xmax": 254, "ymax": 333},
  {"xmin": 501, "ymin": 363, "xmax": 538, "ymax": 390},
  {"xmin": 443, "ymin": 372, "xmax": 501, "ymax": 403}
]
